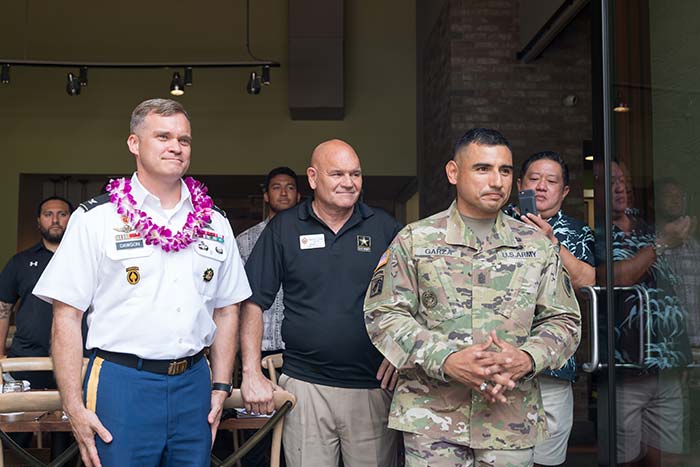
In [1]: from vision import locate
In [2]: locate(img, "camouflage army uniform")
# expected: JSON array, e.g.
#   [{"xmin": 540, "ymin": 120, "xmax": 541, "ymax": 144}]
[{"xmin": 363, "ymin": 201, "xmax": 581, "ymax": 452}]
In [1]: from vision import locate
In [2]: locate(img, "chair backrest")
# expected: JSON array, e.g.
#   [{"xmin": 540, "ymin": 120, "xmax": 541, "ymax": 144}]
[
  {"xmin": 220, "ymin": 387, "xmax": 295, "ymax": 467},
  {"xmin": 0, "ymin": 357, "xmax": 90, "ymax": 382},
  {"xmin": 0, "ymin": 358, "xmax": 61, "ymax": 414},
  {"xmin": 0, "ymin": 357, "xmax": 89, "ymax": 467},
  {"xmin": 260, "ymin": 353, "xmax": 283, "ymax": 385}
]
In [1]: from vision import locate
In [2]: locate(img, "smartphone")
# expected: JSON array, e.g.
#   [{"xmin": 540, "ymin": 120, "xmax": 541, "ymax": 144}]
[{"xmin": 518, "ymin": 189, "xmax": 538, "ymax": 217}]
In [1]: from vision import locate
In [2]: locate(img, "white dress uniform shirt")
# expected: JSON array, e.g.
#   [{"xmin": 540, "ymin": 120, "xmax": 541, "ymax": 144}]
[{"xmin": 34, "ymin": 173, "xmax": 251, "ymax": 359}]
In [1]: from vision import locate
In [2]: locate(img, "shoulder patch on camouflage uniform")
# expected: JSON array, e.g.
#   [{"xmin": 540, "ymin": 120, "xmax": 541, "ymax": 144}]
[
  {"xmin": 421, "ymin": 290, "xmax": 438, "ymax": 308},
  {"xmin": 369, "ymin": 269, "xmax": 385, "ymax": 297},
  {"xmin": 212, "ymin": 205, "xmax": 227, "ymax": 218},
  {"xmin": 561, "ymin": 270, "xmax": 573, "ymax": 297},
  {"xmin": 78, "ymin": 193, "xmax": 111, "ymax": 212},
  {"xmin": 374, "ymin": 248, "xmax": 391, "ymax": 271}
]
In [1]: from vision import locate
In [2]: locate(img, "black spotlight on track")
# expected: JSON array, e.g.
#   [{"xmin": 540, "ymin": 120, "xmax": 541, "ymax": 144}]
[
  {"xmin": 261, "ymin": 65, "xmax": 270, "ymax": 85},
  {"xmin": 1, "ymin": 64, "xmax": 9, "ymax": 84},
  {"xmin": 184, "ymin": 67, "xmax": 193, "ymax": 87},
  {"xmin": 79, "ymin": 66, "xmax": 88, "ymax": 86},
  {"xmin": 247, "ymin": 71, "xmax": 261, "ymax": 95},
  {"xmin": 170, "ymin": 72, "xmax": 184, "ymax": 96},
  {"xmin": 66, "ymin": 72, "xmax": 81, "ymax": 96}
]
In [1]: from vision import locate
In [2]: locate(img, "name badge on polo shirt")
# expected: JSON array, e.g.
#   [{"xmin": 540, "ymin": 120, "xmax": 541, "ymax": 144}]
[{"xmin": 299, "ymin": 234, "xmax": 325, "ymax": 250}]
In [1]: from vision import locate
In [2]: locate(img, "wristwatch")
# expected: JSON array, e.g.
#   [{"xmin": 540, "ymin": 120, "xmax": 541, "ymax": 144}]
[
  {"xmin": 211, "ymin": 382, "xmax": 233, "ymax": 396},
  {"xmin": 652, "ymin": 241, "xmax": 668, "ymax": 256}
]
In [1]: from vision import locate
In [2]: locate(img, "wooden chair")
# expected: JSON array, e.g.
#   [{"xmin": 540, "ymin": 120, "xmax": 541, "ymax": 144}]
[
  {"xmin": 261, "ymin": 353, "xmax": 283, "ymax": 385},
  {"xmin": 0, "ymin": 357, "xmax": 88, "ymax": 467},
  {"xmin": 261, "ymin": 353, "xmax": 284, "ymax": 466},
  {"xmin": 226, "ymin": 353, "xmax": 286, "ymax": 467},
  {"xmin": 0, "ymin": 357, "xmax": 295, "ymax": 467},
  {"xmin": 214, "ymin": 388, "xmax": 295, "ymax": 467}
]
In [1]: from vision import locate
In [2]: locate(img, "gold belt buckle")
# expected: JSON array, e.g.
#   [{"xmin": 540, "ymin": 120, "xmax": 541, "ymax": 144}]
[{"xmin": 167, "ymin": 359, "xmax": 188, "ymax": 375}]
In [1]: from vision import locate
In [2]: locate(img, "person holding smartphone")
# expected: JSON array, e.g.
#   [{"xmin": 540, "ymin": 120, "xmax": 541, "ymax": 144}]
[
  {"xmin": 656, "ymin": 178, "xmax": 700, "ymax": 350},
  {"xmin": 504, "ymin": 150, "xmax": 595, "ymax": 467}
]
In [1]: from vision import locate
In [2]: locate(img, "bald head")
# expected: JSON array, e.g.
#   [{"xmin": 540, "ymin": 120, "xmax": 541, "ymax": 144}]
[
  {"xmin": 307, "ymin": 139, "xmax": 362, "ymax": 212},
  {"xmin": 310, "ymin": 139, "xmax": 359, "ymax": 167}
]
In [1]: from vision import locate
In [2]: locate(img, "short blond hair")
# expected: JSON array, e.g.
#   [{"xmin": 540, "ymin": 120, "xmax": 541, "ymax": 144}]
[{"xmin": 130, "ymin": 98, "xmax": 190, "ymax": 134}]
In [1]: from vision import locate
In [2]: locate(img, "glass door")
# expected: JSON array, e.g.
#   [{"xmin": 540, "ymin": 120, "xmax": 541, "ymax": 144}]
[{"xmin": 580, "ymin": 1, "xmax": 700, "ymax": 465}]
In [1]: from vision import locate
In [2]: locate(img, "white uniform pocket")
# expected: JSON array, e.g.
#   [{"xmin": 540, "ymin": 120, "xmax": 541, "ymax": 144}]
[{"xmin": 192, "ymin": 239, "xmax": 227, "ymax": 297}]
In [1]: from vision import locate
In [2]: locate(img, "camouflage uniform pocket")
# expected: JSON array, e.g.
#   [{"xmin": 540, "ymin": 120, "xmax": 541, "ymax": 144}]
[
  {"xmin": 484, "ymin": 263, "xmax": 528, "ymax": 320},
  {"xmin": 416, "ymin": 258, "xmax": 461, "ymax": 329}
]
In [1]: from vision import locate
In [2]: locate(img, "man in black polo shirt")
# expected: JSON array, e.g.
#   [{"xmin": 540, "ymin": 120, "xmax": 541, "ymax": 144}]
[
  {"xmin": 0, "ymin": 196, "xmax": 73, "ymax": 379},
  {"xmin": 0, "ymin": 196, "xmax": 72, "ymax": 454},
  {"xmin": 240, "ymin": 139, "xmax": 402, "ymax": 467}
]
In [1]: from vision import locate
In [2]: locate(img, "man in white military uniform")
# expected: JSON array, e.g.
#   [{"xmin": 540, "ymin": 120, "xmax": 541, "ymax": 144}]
[{"xmin": 34, "ymin": 99, "xmax": 251, "ymax": 467}]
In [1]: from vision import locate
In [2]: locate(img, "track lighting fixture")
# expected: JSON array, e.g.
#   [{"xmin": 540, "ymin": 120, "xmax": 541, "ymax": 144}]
[
  {"xmin": 184, "ymin": 67, "xmax": 193, "ymax": 86},
  {"xmin": 247, "ymin": 71, "xmax": 261, "ymax": 95},
  {"xmin": 66, "ymin": 73, "xmax": 81, "ymax": 96},
  {"xmin": 170, "ymin": 72, "xmax": 184, "ymax": 96},
  {"xmin": 1, "ymin": 0, "xmax": 278, "ymax": 95},
  {"xmin": 79, "ymin": 66, "xmax": 88, "ymax": 86}
]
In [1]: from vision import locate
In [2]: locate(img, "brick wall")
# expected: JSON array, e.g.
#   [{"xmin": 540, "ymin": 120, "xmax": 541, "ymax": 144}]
[
  {"xmin": 420, "ymin": 0, "xmax": 592, "ymax": 218},
  {"xmin": 420, "ymin": 1, "xmax": 455, "ymax": 215}
]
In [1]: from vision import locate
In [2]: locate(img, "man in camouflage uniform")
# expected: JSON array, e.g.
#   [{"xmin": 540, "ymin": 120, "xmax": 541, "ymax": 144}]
[{"xmin": 364, "ymin": 128, "xmax": 581, "ymax": 467}]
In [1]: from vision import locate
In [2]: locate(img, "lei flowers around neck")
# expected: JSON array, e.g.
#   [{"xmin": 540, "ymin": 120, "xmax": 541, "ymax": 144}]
[{"xmin": 105, "ymin": 177, "xmax": 214, "ymax": 252}]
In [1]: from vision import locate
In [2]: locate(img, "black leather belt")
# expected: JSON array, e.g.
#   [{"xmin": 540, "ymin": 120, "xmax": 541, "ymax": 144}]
[{"xmin": 95, "ymin": 348, "xmax": 207, "ymax": 376}]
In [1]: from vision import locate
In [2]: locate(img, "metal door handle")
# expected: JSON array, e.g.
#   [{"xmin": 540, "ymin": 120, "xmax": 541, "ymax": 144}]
[
  {"xmin": 581, "ymin": 286, "xmax": 599, "ymax": 372},
  {"xmin": 633, "ymin": 284, "xmax": 651, "ymax": 366},
  {"xmin": 581, "ymin": 285, "xmax": 649, "ymax": 372}
]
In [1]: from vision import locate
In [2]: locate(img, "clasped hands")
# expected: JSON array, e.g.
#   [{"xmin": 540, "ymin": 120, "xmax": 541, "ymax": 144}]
[{"xmin": 443, "ymin": 330, "xmax": 533, "ymax": 404}]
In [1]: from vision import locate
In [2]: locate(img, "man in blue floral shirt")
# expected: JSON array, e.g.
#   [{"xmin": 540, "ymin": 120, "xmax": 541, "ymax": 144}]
[
  {"xmin": 505, "ymin": 151, "xmax": 594, "ymax": 467},
  {"xmin": 610, "ymin": 161, "xmax": 691, "ymax": 465}
]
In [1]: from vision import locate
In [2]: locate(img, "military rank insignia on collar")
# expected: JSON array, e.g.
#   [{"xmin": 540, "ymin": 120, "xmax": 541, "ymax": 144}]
[
  {"xmin": 203, "ymin": 268, "xmax": 214, "ymax": 282},
  {"xmin": 126, "ymin": 266, "xmax": 140, "ymax": 285},
  {"xmin": 357, "ymin": 235, "xmax": 372, "ymax": 252}
]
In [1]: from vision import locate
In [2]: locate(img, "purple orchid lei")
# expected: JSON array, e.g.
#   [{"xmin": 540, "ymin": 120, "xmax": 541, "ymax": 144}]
[{"xmin": 105, "ymin": 177, "xmax": 214, "ymax": 253}]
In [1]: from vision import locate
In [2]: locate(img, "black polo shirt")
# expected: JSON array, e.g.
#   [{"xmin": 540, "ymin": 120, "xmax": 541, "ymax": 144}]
[
  {"xmin": 0, "ymin": 242, "xmax": 55, "ymax": 357},
  {"xmin": 246, "ymin": 199, "xmax": 402, "ymax": 388}
]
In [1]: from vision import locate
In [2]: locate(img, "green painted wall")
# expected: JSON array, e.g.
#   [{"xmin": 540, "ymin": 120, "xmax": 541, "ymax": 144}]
[{"xmin": 0, "ymin": 0, "xmax": 417, "ymax": 262}]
